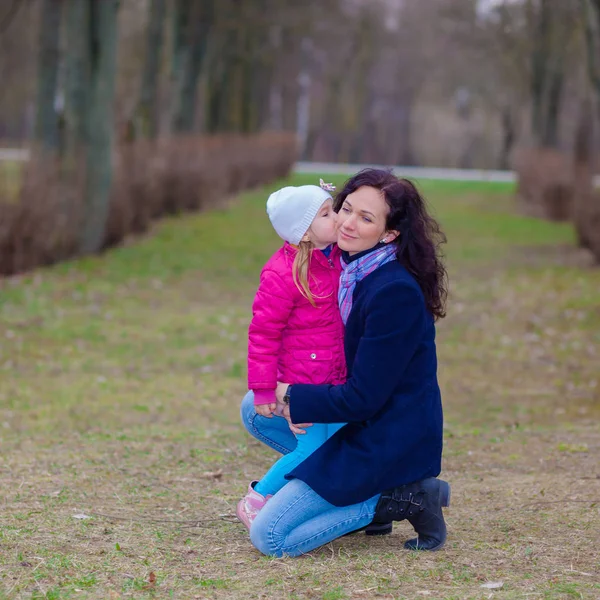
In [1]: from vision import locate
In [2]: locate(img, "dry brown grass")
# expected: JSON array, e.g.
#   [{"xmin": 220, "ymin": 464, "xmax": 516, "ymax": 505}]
[
  {"xmin": 0, "ymin": 177, "xmax": 599, "ymax": 599},
  {"xmin": 514, "ymin": 148, "xmax": 574, "ymax": 222}
]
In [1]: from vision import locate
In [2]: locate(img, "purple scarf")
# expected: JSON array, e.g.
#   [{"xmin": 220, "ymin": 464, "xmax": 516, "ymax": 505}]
[{"xmin": 338, "ymin": 244, "xmax": 397, "ymax": 324}]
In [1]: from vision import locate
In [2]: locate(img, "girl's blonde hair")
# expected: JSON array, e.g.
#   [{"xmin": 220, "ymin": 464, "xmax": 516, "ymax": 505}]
[{"xmin": 292, "ymin": 240, "xmax": 317, "ymax": 306}]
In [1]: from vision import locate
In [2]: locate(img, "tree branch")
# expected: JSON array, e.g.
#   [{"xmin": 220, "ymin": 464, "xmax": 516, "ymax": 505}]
[
  {"xmin": 0, "ymin": 0, "xmax": 21, "ymax": 33},
  {"xmin": 581, "ymin": 0, "xmax": 600, "ymax": 93}
]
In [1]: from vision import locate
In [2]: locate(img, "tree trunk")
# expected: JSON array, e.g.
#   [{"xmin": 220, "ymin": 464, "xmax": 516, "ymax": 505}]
[
  {"xmin": 530, "ymin": 0, "xmax": 568, "ymax": 148},
  {"xmin": 530, "ymin": 0, "xmax": 550, "ymax": 144},
  {"xmin": 212, "ymin": 25, "xmax": 242, "ymax": 133},
  {"xmin": 34, "ymin": 0, "xmax": 63, "ymax": 150},
  {"xmin": 498, "ymin": 106, "xmax": 516, "ymax": 171},
  {"xmin": 238, "ymin": 28, "xmax": 256, "ymax": 134},
  {"xmin": 295, "ymin": 38, "xmax": 313, "ymax": 156},
  {"xmin": 267, "ymin": 25, "xmax": 283, "ymax": 130},
  {"xmin": 64, "ymin": 0, "xmax": 91, "ymax": 157},
  {"xmin": 205, "ymin": 56, "xmax": 225, "ymax": 133},
  {"xmin": 310, "ymin": 70, "xmax": 344, "ymax": 162},
  {"xmin": 579, "ymin": 0, "xmax": 600, "ymax": 259},
  {"xmin": 171, "ymin": 0, "xmax": 214, "ymax": 133},
  {"xmin": 296, "ymin": 70, "xmax": 311, "ymax": 157},
  {"xmin": 581, "ymin": 0, "xmax": 600, "ymax": 92},
  {"xmin": 204, "ymin": 41, "xmax": 230, "ymax": 134},
  {"xmin": 79, "ymin": 0, "xmax": 119, "ymax": 255},
  {"xmin": 541, "ymin": 57, "xmax": 564, "ymax": 147},
  {"xmin": 135, "ymin": 0, "xmax": 165, "ymax": 138},
  {"xmin": 170, "ymin": 0, "xmax": 189, "ymax": 78},
  {"xmin": 395, "ymin": 98, "xmax": 416, "ymax": 166}
]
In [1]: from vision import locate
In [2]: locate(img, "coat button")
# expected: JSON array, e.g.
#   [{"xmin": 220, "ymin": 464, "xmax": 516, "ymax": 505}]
[{"xmin": 310, "ymin": 353, "xmax": 316, "ymax": 359}]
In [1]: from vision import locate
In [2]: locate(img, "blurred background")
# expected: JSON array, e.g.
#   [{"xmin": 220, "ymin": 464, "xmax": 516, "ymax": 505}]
[{"xmin": 0, "ymin": 0, "xmax": 599, "ymax": 273}]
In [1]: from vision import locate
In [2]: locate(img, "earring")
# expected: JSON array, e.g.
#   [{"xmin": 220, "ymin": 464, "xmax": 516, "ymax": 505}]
[{"xmin": 380, "ymin": 238, "xmax": 387, "ymax": 243}]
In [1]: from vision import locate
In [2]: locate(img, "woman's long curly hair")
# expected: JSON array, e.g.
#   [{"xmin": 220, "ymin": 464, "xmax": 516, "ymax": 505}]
[{"xmin": 334, "ymin": 169, "xmax": 448, "ymax": 320}]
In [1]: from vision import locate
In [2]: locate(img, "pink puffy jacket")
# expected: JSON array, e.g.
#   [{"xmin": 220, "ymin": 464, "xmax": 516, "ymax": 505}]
[{"xmin": 248, "ymin": 242, "xmax": 346, "ymax": 405}]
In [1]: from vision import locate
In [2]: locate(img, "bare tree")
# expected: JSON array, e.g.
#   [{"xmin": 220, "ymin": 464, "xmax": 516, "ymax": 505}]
[
  {"xmin": 34, "ymin": 0, "xmax": 63, "ymax": 150},
  {"xmin": 134, "ymin": 0, "xmax": 166, "ymax": 138},
  {"xmin": 171, "ymin": 0, "xmax": 215, "ymax": 133},
  {"xmin": 577, "ymin": 0, "xmax": 600, "ymax": 260},
  {"xmin": 528, "ymin": 0, "xmax": 577, "ymax": 148},
  {"xmin": 63, "ymin": 0, "xmax": 120, "ymax": 254}
]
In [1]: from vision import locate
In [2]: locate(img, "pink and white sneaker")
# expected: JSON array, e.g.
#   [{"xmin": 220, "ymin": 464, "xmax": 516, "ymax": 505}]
[{"xmin": 236, "ymin": 482, "xmax": 272, "ymax": 530}]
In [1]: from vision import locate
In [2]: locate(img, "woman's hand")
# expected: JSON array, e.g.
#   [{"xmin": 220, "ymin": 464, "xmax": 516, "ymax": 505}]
[
  {"xmin": 276, "ymin": 382, "xmax": 312, "ymax": 435},
  {"xmin": 255, "ymin": 403, "xmax": 276, "ymax": 418},
  {"xmin": 275, "ymin": 381, "xmax": 290, "ymax": 404}
]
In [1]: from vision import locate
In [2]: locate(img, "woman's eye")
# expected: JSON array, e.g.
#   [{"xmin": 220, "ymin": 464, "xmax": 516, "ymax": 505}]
[
  {"xmin": 362, "ymin": 217, "xmax": 372, "ymax": 223},
  {"xmin": 342, "ymin": 207, "xmax": 350, "ymax": 213}
]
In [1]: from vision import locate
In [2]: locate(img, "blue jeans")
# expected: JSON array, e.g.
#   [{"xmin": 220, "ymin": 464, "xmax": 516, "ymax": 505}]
[
  {"xmin": 240, "ymin": 391, "xmax": 380, "ymax": 557},
  {"xmin": 249, "ymin": 390, "xmax": 345, "ymax": 496}
]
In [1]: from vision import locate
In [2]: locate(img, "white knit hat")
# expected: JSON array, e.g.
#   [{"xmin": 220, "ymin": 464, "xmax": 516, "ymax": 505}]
[{"xmin": 266, "ymin": 184, "xmax": 333, "ymax": 245}]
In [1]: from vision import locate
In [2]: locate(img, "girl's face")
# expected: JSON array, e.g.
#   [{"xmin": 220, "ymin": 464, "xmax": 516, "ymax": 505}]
[
  {"xmin": 337, "ymin": 186, "xmax": 398, "ymax": 254},
  {"xmin": 306, "ymin": 198, "xmax": 338, "ymax": 249}
]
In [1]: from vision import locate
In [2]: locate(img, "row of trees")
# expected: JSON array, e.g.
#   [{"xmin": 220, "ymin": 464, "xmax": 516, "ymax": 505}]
[
  {"xmin": 0, "ymin": 0, "xmax": 300, "ymax": 274},
  {"xmin": 1, "ymin": 0, "xmax": 600, "ymax": 264},
  {"xmin": 4, "ymin": 1, "xmax": 600, "ymax": 169},
  {"xmin": 5, "ymin": 0, "xmax": 592, "ymax": 172},
  {"xmin": 504, "ymin": 0, "xmax": 600, "ymax": 262}
]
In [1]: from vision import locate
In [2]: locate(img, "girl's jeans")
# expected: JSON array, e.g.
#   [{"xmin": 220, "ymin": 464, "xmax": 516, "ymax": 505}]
[
  {"xmin": 240, "ymin": 391, "xmax": 380, "ymax": 557},
  {"xmin": 252, "ymin": 392, "xmax": 345, "ymax": 496}
]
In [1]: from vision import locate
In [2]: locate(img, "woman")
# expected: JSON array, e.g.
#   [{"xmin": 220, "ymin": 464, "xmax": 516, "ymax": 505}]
[{"xmin": 240, "ymin": 168, "xmax": 450, "ymax": 557}]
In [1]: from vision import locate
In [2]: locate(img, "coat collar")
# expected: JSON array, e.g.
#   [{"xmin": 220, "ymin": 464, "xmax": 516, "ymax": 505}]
[
  {"xmin": 341, "ymin": 242, "xmax": 387, "ymax": 265},
  {"xmin": 283, "ymin": 242, "xmax": 340, "ymax": 266}
]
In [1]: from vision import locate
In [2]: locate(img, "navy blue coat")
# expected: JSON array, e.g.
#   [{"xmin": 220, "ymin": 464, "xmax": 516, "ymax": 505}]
[{"xmin": 287, "ymin": 260, "xmax": 443, "ymax": 507}]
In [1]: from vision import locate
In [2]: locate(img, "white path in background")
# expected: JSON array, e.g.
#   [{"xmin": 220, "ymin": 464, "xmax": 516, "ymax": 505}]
[
  {"xmin": 296, "ymin": 161, "xmax": 518, "ymax": 183},
  {"xmin": 0, "ymin": 148, "xmax": 30, "ymax": 161},
  {"xmin": 297, "ymin": 161, "xmax": 600, "ymax": 187}
]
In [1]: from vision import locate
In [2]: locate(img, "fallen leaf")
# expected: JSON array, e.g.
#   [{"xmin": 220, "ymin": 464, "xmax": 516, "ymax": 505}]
[
  {"xmin": 481, "ymin": 582, "xmax": 504, "ymax": 589},
  {"xmin": 72, "ymin": 513, "xmax": 91, "ymax": 520}
]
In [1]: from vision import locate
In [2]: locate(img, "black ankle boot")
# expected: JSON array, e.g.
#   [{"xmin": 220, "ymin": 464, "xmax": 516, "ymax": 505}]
[
  {"xmin": 343, "ymin": 521, "xmax": 393, "ymax": 537},
  {"xmin": 373, "ymin": 477, "xmax": 450, "ymax": 551},
  {"xmin": 365, "ymin": 522, "xmax": 393, "ymax": 536}
]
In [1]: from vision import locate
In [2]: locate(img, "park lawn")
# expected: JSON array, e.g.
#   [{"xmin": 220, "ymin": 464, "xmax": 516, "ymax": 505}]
[{"xmin": 0, "ymin": 174, "xmax": 599, "ymax": 600}]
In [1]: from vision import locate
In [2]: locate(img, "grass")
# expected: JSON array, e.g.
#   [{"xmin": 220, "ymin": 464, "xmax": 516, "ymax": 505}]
[
  {"xmin": 0, "ymin": 160, "xmax": 24, "ymax": 203},
  {"xmin": 1, "ymin": 173, "xmax": 599, "ymax": 599}
]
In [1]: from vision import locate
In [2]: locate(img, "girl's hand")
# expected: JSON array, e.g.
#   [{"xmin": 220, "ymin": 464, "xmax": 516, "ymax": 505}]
[{"xmin": 255, "ymin": 403, "xmax": 276, "ymax": 418}]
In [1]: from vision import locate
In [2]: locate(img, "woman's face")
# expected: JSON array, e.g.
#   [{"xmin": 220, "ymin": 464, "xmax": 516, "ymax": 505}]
[{"xmin": 337, "ymin": 186, "xmax": 397, "ymax": 254}]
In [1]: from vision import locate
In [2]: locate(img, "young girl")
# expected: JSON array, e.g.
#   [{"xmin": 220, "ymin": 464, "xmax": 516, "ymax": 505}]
[{"xmin": 236, "ymin": 180, "xmax": 346, "ymax": 529}]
